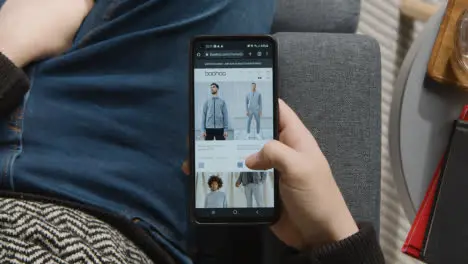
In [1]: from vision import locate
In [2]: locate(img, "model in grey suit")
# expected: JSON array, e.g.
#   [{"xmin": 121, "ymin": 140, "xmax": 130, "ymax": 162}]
[
  {"xmin": 236, "ymin": 171, "xmax": 266, "ymax": 207},
  {"xmin": 201, "ymin": 83, "xmax": 229, "ymax": 141},
  {"xmin": 245, "ymin": 83, "xmax": 262, "ymax": 139}
]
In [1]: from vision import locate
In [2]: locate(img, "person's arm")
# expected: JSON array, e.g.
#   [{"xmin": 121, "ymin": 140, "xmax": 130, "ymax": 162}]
[
  {"xmin": 246, "ymin": 94, "xmax": 249, "ymax": 113},
  {"xmin": 258, "ymin": 93, "xmax": 262, "ymax": 114},
  {"xmin": 236, "ymin": 173, "xmax": 242, "ymax": 186},
  {"xmin": 281, "ymin": 223, "xmax": 384, "ymax": 264},
  {"xmin": 204, "ymin": 193, "xmax": 208, "ymax": 208},
  {"xmin": 0, "ymin": 0, "xmax": 93, "ymax": 117},
  {"xmin": 222, "ymin": 101, "xmax": 229, "ymax": 130},
  {"xmin": 201, "ymin": 101, "xmax": 208, "ymax": 133}
]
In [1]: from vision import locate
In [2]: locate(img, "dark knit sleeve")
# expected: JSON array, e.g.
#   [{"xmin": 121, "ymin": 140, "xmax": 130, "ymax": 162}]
[
  {"xmin": 0, "ymin": 52, "xmax": 30, "ymax": 117},
  {"xmin": 286, "ymin": 223, "xmax": 385, "ymax": 264}
]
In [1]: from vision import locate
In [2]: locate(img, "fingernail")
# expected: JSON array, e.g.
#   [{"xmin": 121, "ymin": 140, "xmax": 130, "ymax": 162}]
[{"xmin": 246, "ymin": 152, "xmax": 259, "ymax": 163}]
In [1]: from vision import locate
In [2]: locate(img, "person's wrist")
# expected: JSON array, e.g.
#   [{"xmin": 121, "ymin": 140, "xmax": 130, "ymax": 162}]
[
  {"xmin": 303, "ymin": 210, "xmax": 359, "ymax": 249},
  {"xmin": 0, "ymin": 40, "xmax": 33, "ymax": 67},
  {"xmin": 324, "ymin": 213, "xmax": 359, "ymax": 242}
]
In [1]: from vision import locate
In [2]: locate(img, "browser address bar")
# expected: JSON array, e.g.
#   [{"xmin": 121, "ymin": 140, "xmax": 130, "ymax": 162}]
[{"xmin": 206, "ymin": 50, "xmax": 244, "ymax": 58}]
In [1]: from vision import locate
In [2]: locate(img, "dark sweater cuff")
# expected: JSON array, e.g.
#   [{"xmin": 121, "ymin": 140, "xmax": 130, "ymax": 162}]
[
  {"xmin": 290, "ymin": 223, "xmax": 385, "ymax": 264},
  {"xmin": 0, "ymin": 52, "xmax": 30, "ymax": 117}
]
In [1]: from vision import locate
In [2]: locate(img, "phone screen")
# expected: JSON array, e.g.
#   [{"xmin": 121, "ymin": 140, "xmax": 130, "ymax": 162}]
[{"xmin": 190, "ymin": 36, "xmax": 279, "ymax": 223}]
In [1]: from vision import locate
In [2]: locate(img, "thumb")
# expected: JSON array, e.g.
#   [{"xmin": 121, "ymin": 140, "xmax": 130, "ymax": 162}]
[{"xmin": 245, "ymin": 140, "xmax": 298, "ymax": 172}]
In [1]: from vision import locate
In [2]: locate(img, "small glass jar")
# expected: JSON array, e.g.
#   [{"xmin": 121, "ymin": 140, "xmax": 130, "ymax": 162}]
[{"xmin": 451, "ymin": 10, "xmax": 468, "ymax": 85}]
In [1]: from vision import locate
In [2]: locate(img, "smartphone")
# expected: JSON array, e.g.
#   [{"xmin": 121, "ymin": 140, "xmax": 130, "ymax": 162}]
[{"xmin": 189, "ymin": 35, "xmax": 280, "ymax": 224}]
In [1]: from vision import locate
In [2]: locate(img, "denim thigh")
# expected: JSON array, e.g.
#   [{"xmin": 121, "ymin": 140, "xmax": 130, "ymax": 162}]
[{"xmin": 0, "ymin": 0, "xmax": 276, "ymax": 262}]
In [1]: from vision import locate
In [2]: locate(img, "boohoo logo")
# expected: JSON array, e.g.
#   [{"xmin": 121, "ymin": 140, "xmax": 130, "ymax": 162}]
[{"xmin": 205, "ymin": 71, "xmax": 227, "ymax": 76}]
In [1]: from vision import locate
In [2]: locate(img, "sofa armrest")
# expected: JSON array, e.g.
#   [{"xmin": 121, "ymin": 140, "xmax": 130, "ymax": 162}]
[
  {"xmin": 275, "ymin": 32, "xmax": 381, "ymax": 229},
  {"xmin": 261, "ymin": 32, "xmax": 381, "ymax": 264},
  {"xmin": 272, "ymin": 0, "xmax": 361, "ymax": 33}
]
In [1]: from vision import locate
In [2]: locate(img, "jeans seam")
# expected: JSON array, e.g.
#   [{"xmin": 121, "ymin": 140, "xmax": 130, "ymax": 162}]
[
  {"xmin": 8, "ymin": 95, "xmax": 27, "ymax": 191},
  {"xmin": 7, "ymin": 66, "xmax": 35, "ymax": 191}
]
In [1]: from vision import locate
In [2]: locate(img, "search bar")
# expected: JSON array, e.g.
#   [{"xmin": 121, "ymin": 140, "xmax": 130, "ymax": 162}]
[{"xmin": 205, "ymin": 51, "xmax": 244, "ymax": 58}]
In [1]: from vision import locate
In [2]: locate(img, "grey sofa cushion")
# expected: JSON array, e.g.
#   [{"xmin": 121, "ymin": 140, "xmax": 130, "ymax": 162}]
[
  {"xmin": 274, "ymin": 32, "xmax": 381, "ymax": 229},
  {"xmin": 272, "ymin": 0, "xmax": 361, "ymax": 33},
  {"xmin": 262, "ymin": 32, "xmax": 381, "ymax": 264}
]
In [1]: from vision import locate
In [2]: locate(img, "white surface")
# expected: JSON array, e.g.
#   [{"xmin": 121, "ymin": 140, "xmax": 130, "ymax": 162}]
[
  {"xmin": 195, "ymin": 140, "xmax": 267, "ymax": 172},
  {"xmin": 194, "ymin": 68, "xmax": 272, "ymax": 82},
  {"xmin": 357, "ymin": 0, "xmax": 444, "ymax": 263}
]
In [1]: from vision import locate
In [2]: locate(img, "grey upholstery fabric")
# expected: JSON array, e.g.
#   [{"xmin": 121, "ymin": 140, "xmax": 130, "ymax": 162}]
[
  {"xmin": 272, "ymin": 0, "xmax": 361, "ymax": 33},
  {"xmin": 275, "ymin": 32, "xmax": 381, "ymax": 229},
  {"xmin": 262, "ymin": 32, "xmax": 381, "ymax": 264}
]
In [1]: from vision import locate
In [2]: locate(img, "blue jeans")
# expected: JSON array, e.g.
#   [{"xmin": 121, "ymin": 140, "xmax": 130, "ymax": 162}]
[{"xmin": 0, "ymin": 0, "xmax": 275, "ymax": 262}]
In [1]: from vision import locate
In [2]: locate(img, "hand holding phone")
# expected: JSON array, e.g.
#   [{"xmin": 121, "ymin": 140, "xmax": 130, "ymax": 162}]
[
  {"xmin": 185, "ymin": 99, "xmax": 358, "ymax": 248},
  {"xmin": 245, "ymin": 100, "xmax": 358, "ymax": 249},
  {"xmin": 188, "ymin": 35, "xmax": 357, "ymax": 249}
]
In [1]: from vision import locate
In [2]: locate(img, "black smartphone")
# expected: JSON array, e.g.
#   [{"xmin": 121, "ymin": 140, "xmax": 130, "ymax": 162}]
[{"xmin": 189, "ymin": 35, "xmax": 280, "ymax": 224}]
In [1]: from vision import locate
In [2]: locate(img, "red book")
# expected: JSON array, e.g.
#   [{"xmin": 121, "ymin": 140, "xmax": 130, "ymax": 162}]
[{"xmin": 401, "ymin": 105, "xmax": 468, "ymax": 260}]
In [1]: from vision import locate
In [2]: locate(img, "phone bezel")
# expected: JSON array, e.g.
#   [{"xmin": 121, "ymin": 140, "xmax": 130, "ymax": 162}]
[{"xmin": 189, "ymin": 35, "xmax": 280, "ymax": 225}]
